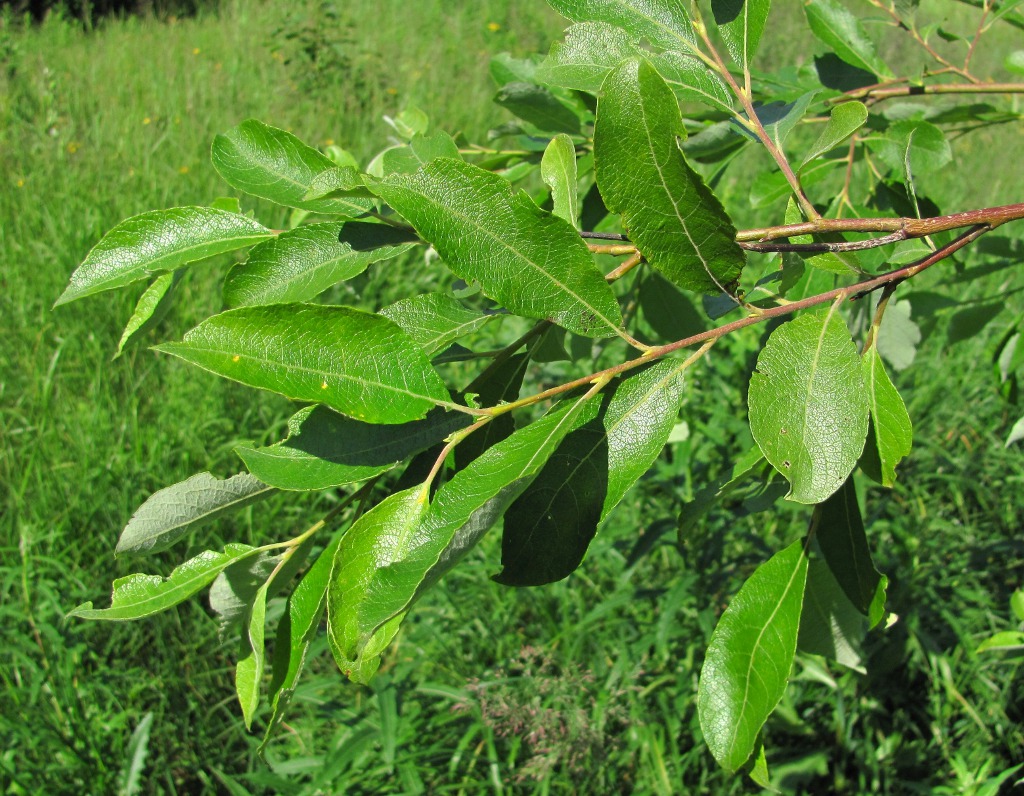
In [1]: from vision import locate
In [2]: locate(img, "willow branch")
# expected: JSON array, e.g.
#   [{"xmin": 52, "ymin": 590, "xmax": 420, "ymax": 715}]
[{"xmin": 833, "ymin": 81, "xmax": 1024, "ymax": 104}]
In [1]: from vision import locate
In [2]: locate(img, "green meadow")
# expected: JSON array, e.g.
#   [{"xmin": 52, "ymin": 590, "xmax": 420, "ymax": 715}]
[{"xmin": 2, "ymin": 1, "xmax": 1023, "ymax": 793}]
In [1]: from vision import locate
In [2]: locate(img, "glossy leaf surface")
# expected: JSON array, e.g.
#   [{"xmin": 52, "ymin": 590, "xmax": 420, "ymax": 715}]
[
  {"xmin": 116, "ymin": 472, "xmax": 272, "ymax": 555},
  {"xmin": 595, "ymin": 59, "xmax": 745, "ymax": 294},
  {"xmin": 211, "ymin": 119, "xmax": 373, "ymax": 217},
  {"xmin": 223, "ymin": 222, "xmax": 417, "ymax": 307},
  {"xmin": 327, "ymin": 485, "xmax": 430, "ymax": 683},
  {"xmin": 69, "ymin": 544, "xmax": 257, "ymax": 620},
  {"xmin": 380, "ymin": 293, "xmax": 495, "ymax": 355},
  {"xmin": 371, "ymin": 159, "xmax": 623, "ymax": 338},
  {"xmin": 698, "ymin": 539, "xmax": 808, "ymax": 772},
  {"xmin": 545, "ymin": 0, "xmax": 696, "ymax": 51},
  {"xmin": 156, "ymin": 304, "xmax": 452, "ymax": 424},
  {"xmin": 237, "ymin": 406, "xmax": 469, "ymax": 491},
  {"xmin": 56, "ymin": 208, "xmax": 271, "ymax": 305},
  {"xmin": 748, "ymin": 306, "xmax": 869, "ymax": 504}
]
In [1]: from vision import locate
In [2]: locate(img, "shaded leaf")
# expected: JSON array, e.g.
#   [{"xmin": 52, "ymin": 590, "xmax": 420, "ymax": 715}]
[
  {"xmin": 223, "ymin": 222, "xmax": 417, "ymax": 307},
  {"xmin": 494, "ymin": 82, "xmax": 582, "ymax": 134},
  {"xmin": 302, "ymin": 166, "xmax": 370, "ymax": 201},
  {"xmin": 156, "ymin": 304, "xmax": 452, "ymax": 424},
  {"xmin": 381, "ymin": 131, "xmax": 462, "ymax": 176},
  {"xmin": 380, "ymin": 293, "xmax": 496, "ymax": 355},
  {"xmin": 497, "ymin": 359, "xmax": 689, "ymax": 585},
  {"xmin": 455, "ymin": 354, "xmax": 531, "ymax": 470},
  {"xmin": 748, "ymin": 306, "xmax": 868, "ymax": 504},
  {"xmin": 211, "ymin": 119, "xmax": 373, "ymax": 217},
  {"xmin": 370, "ymin": 158, "xmax": 623, "ymax": 338},
  {"xmin": 595, "ymin": 59, "xmax": 745, "ymax": 294},
  {"xmin": 262, "ymin": 531, "xmax": 345, "ymax": 750},
  {"xmin": 698, "ymin": 539, "xmax": 809, "ymax": 773},
  {"xmin": 639, "ymin": 272, "xmax": 707, "ymax": 343},
  {"xmin": 798, "ymin": 557, "xmax": 867, "ymax": 672},
  {"xmin": 235, "ymin": 580, "xmax": 269, "ymax": 728},
  {"xmin": 56, "ymin": 208, "xmax": 272, "ymax": 306},
  {"xmin": 872, "ymin": 119, "xmax": 952, "ymax": 176},
  {"xmin": 116, "ymin": 472, "xmax": 271, "ymax": 556},
  {"xmin": 115, "ymin": 270, "xmax": 183, "ymax": 358},
  {"xmin": 860, "ymin": 347, "xmax": 912, "ymax": 486},
  {"xmin": 68, "ymin": 544, "xmax": 257, "ymax": 620},
  {"xmin": 541, "ymin": 134, "xmax": 580, "ymax": 227},
  {"xmin": 209, "ymin": 551, "xmax": 278, "ymax": 637},
  {"xmin": 816, "ymin": 477, "xmax": 887, "ymax": 627},
  {"xmin": 877, "ymin": 298, "xmax": 921, "ymax": 370},
  {"xmin": 650, "ymin": 51, "xmax": 734, "ymax": 113},
  {"xmin": 678, "ymin": 447, "xmax": 767, "ymax": 536}
]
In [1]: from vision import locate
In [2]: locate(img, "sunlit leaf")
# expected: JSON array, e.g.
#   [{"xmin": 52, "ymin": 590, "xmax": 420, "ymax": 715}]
[
  {"xmin": 56, "ymin": 208, "xmax": 271, "ymax": 305},
  {"xmin": 748, "ymin": 306, "xmax": 869, "ymax": 504},
  {"xmin": 545, "ymin": 0, "xmax": 697, "ymax": 51},
  {"xmin": 541, "ymin": 134, "xmax": 580, "ymax": 227},
  {"xmin": 800, "ymin": 101, "xmax": 867, "ymax": 168},
  {"xmin": 804, "ymin": 0, "xmax": 893, "ymax": 78},
  {"xmin": 211, "ymin": 119, "xmax": 373, "ymax": 217},
  {"xmin": 68, "ymin": 544, "xmax": 258, "ymax": 620},
  {"xmin": 115, "ymin": 270, "xmax": 183, "ymax": 358},
  {"xmin": 223, "ymin": 222, "xmax": 417, "ymax": 307},
  {"xmin": 380, "ymin": 293, "xmax": 496, "ymax": 355},
  {"xmin": 698, "ymin": 539, "xmax": 809, "ymax": 772},
  {"xmin": 860, "ymin": 347, "xmax": 912, "ymax": 487},
  {"xmin": 156, "ymin": 304, "xmax": 452, "ymax": 424},
  {"xmin": 712, "ymin": 0, "xmax": 771, "ymax": 76},
  {"xmin": 370, "ymin": 159, "xmax": 623, "ymax": 338},
  {"xmin": 595, "ymin": 59, "xmax": 745, "ymax": 294}
]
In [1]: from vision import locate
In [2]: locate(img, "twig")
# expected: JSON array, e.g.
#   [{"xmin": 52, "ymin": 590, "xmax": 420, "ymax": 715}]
[{"xmin": 833, "ymin": 82, "xmax": 1024, "ymax": 104}]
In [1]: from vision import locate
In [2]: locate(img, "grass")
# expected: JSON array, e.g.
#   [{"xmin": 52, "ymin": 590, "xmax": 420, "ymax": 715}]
[{"xmin": 2, "ymin": 1, "xmax": 1024, "ymax": 793}]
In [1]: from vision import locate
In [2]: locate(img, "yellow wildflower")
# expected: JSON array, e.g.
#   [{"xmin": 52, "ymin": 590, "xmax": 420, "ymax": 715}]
[
  {"xmin": 178, "ymin": 166, "xmax": 189, "ymax": 174},
  {"xmin": 487, "ymin": 22, "xmax": 501, "ymax": 32},
  {"xmin": 142, "ymin": 117, "xmax": 151, "ymax": 125},
  {"xmin": 192, "ymin": 47, "xmax": 201, "ymax": 55}
]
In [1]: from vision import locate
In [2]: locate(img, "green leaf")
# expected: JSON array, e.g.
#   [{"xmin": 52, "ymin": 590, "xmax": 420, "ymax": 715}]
[
  {"xmin": 238, "ymin": 405, "xmax": 469, "ymax": 491},
  {"xmin": 541, "ymin": 134, "xmax": 580, "ymax": 227},
  {"xmin": 678, "ymin": 447, "xmax": 767, "ymax": 536},
  {"xmin": 327, "ymin": 485, "xmax": 431, "ymax": 683},
  {"xmin": 536, "ymin": 22, "xmax": 636, "ymax": 92},
  {"xmin": 860, "ymin": 347, "xmax": 912, "ymax": 487},
  {"xmin": 494, "ymin": 82, "xmax": 582, "ymax": 134},
  {"xmin": 804, "ymin": 0, "xmax": 893, "ymax": 78},
  {"xmin": 330, "ymin": 394, "xmax": 597, "ymax": 666},
  {"xmin": 223, "ymin": 222, "xmax": 417, "ymax": 307},
  {"xmin": 545, "ymin": 0, "xmax": 697, "ymax": 51},
  {"xmin": 209, "ymin": 551, "xmax": 279, "ymax": 637},
  {"xmin": 698, "ymin": 539, "xmax": 809, "ymax": 773},
  {"xmin": 56, "ymin": 208, "xmax": 272, "ymax": 306},
  {"xmin": 115, "ymin": 472, "xmax": 272, "ymax": 556},
  {"xmin": 816, "ymin": 477, "xmax": 887, "ymax": 627},
  {"xmin": 380, "ymin": 293, "xmax": 496, "ymax": 355},
  {"xmin": 595, "ymin": 59, "xmax": 745, "ymax": 294},
  {"xmin": 115, "ymin": 270, "xmax": 182, "ymax": 358},
  {"xmin": 872, "ymin": 119, "xmax": 952, "ymax": 177},
  {"xmin": 1012, "ymin": 589, "xmax": 1024, "ymax": 623},
  {"xmin": 1006, "ymin": 50, "xmax": 1024, "ymax": 75},
  {"xmin": 68, "ymin": 543, "xmax": 258, "ymax": 620},
  {"xmin": 497, "ymin": 359, "xmax": 688, "ymax": 586},
  {"xmin": 454, "ymin": 354, "xmax": 531, "ymax": 469},
  {"xmin": 748, "ymin": 306, "xmax": 869, "ymax": 504},
  {"xmin": 211, "ymin": 119, "xmax": 373, "ymax": 217},
  {"xmin": 302, "ymin": 166, "xmax": 370, "ymax": 201},
  {"xmin": 381, "ymin": 131, "xmax": 462, "ymax": 176},
  {"xmin": 235, "ymin": 580, "xmax": 268, "ymax": 729},
  {"xmin": 262, "ymin": 531, "xmax": 345, "ymax": 750},
  {"xmin": 711, "ymin": 0, "xmax": 771, "ymax": 75},
  {"xmin": 800, "ymin": 101, "xmax": 867, "ymax": 169},
  {"xmin": 639, "ymin": 272, "xmax": 707, "ymax": 343},
  {"xmin": 650, "ymin": 51, "xmax": 734, "ymax": 113},
  {"xmin": 876, "ymin": 299, "xmax": 921, "ymax": 371},
  {"xmin": 798, "ymin": 557, "xmax": 867, "ymax": 672},
  {"xmin": 370, "ymin": 159, "xmax": 623, "ymax": 338},
  {"xmin": 976, "ymin": 631, "xmax": 1024, "ymax": 654},
  {"xmin": 156, "ymin": 304, "xmax": 453, "ymax": 424}
]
